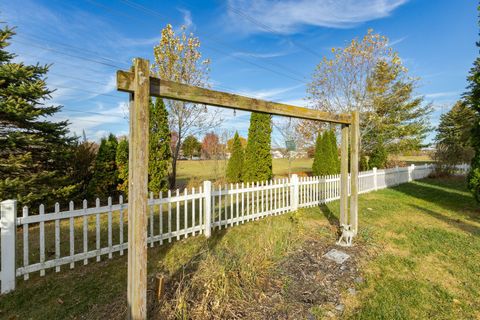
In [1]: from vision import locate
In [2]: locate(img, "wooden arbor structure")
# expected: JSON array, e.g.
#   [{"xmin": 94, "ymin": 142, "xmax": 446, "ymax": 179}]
[{"xmin": 116, "ymin": 58, "xmax": 359, "ymax": 319}]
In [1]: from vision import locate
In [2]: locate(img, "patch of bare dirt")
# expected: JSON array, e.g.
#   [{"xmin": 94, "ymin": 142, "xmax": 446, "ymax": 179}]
[
  {"xmin": 81, "ymin": 239, "xmax": 368, "ymax": 320},
  {"xmin": 226, "ymin": 239, "xmax": 367, "ymax": 319}
]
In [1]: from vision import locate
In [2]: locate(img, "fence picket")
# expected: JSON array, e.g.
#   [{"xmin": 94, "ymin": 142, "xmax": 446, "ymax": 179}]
[
  {"xmin": 23, "ymin": 206, "xmax": 29, "ymax": 280},
  {"xmin": 119, "ymin": 195, "xmax": 124, "ymax": 255},
  {"xmin": 108, "ymin": 197, "xmax": 113, "ymax": 258},
  {"xmin": 159, "ymin": 192, "xmax": 163, "ymax": 244},
  {"xmin": 192, "ymin": 188, "xmax": 195, "ymax": 236},
  {"xmin": 168, "ymin": 190, "xmax": 172, "ymax": 243},
  {"xmin": 236, "ymin": 183, "xmax": 240, "ymax": 225},
  {"xmin": 83, "ymin": 200, "xmax": 88, "ymax": 264},
  {"xmin": 184, "ymin": 189, "xmax": 188, "ymax": 238},
  {"xmin": 176, "ymin": 189, "xmax": 180, "ymax": 240},
  {"xmin": 55, "ymin": 203, "xmax": 60, "ymax": 272},
  {"xmin": 69, "ymin": 201, "xmax": 75, "ymax": 268},
  {"xmin": 95, "ymin": 198, "xmax": 100, "ymax": 262},
  {"xmin": 39, "ymin": 204, "xmax": 45, "ymax": 276}
]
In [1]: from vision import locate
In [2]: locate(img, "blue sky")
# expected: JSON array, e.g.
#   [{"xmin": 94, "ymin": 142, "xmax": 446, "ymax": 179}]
[{"xmin": 2, "ymin": 0, "xmax": 477, "ymax": 145}]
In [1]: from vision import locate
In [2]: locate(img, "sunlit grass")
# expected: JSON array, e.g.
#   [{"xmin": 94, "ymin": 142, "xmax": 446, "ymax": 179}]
[{"xmin": 1, "ymin": 177, "xmax": 479, "ymax": 319}]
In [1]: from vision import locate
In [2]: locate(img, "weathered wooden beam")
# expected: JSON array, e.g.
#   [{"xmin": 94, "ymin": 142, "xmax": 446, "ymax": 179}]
[
  {"xmin": 117, "ymin": 70, "xmax": 352, "ymax": 124},
  {"xmin": 349, "ymin": 111, "xmax": 359, "ymax": 235},
  {"xmin": 127, "ymin": 58, "xmax": 149, "ymax": 320},
  {"xmin": 339, "ymin": 124, "xmax": 349, "ymax": 226}
]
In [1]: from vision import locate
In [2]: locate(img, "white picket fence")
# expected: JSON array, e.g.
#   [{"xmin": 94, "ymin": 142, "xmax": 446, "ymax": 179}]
[{"xmin": 0, "ymin": 163, "xmax": 442, "ymax": 293}]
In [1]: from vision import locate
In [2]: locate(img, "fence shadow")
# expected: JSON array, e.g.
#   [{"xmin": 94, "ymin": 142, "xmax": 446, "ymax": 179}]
[
  {"xmin": 393, "ymin": 177, "xmax": 480, "ymax": 222},
  {"xmin": 408, "ymin": 204, "xmax": 480, "ymax": 237}
]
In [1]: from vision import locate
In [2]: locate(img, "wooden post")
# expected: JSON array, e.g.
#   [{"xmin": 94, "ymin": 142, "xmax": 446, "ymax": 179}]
[
  {"xmin": 339, "ymin": 125, "xmax": 349, "ymax": 226},
  {"xmin": 1, "ymin": 200, "xmax": 17, "ymax": 294},
  {"xmin": 127, "ymin": 58, "xmax": 150, "ymax": 320},
  {"xmin": 349, "ymin": 111, "xmax": 359, "ymax": 235}
]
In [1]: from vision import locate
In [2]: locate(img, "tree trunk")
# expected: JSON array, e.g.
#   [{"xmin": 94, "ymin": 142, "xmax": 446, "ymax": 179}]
[{"xmin": 169, "ymin": 138, "xmax": 182, "ymax": 189}]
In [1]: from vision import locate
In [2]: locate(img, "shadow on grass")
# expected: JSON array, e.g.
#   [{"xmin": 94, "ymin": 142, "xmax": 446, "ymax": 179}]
[
  {"xmin": 318, "ymin": 204, "xmax": 341, "ymax": 236},
  {"xmin": 393, "ymin": 177, "xmax": 480, "ymax": 221},
  {"xmin": 409, "ymin": 204, "xmax": 480, "ymax": 237}
]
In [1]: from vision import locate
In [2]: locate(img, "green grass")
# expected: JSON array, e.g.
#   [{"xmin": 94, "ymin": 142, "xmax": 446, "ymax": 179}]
[
  {"xmin": 176, "ymin": 158, "xmax": 313, "ymax": 186},
  {"xmin": 1, "ymin": 177, "xmax": 479, "ymax": 319},
  {"xmin": 342, "ymin": 177, "xmax": 480, "ymax": 319}
]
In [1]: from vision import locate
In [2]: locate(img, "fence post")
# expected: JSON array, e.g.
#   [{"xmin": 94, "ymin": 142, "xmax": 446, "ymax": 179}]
[
  {"xmin": 373, "ymin": 167, "xmax": 378, "ymax": 191},
  {"xmin": 203, "ymin": 180, "xmax": 212, "ymax": 238},
  {"xmin": 409, "ymin": 164, "xmax": 415, "ymax": 182},
  {"xmin": 1, "ymin": 200, "xmax": 17, "ymax": 294},
  {"xmin": 290, "ymin": 174, "xmax": 299, "ymax": 211}
]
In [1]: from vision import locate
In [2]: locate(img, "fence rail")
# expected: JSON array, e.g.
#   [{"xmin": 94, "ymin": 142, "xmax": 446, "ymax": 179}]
[{"xmin": 1, "ymin": 163, "xmax": 462, "ymax": 293}]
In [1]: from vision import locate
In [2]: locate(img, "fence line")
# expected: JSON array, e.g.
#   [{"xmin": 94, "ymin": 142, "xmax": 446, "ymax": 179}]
[{"xmin": 1, "ymin": 163, "xmax": 465, "ymax": 293}]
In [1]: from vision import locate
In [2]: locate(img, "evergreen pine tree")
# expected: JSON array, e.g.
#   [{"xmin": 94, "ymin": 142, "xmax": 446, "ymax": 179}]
[
  {"xmin": 243, "ymin": 112, "xmax": 272, "ymax": 182},
  {"xmin": 327, "ymin": 130, "xmax": 340, "ymax": 173},
  {"xmin": 0, "ymin": 26, "xmax": 76, "ymax": 207},
  {"xmin": 369, "ymin": 142, "xmax": 388, "ymax": 169},
  {"xmin": 87, "ymin": 134, "xmax": 119, "ymax": 200},
  {"xmin": 149, "ymin": 98, "xmax": 171, "ymax": 193},
  {"xmin": 312, "ymin": 132, "xmax": 326, "ymax": 176},
  {"xmin": 312, "ymin": 130, "xmax": 339, "ymax": 176},
  {"xmin": 226, "ymin": 131, "xmax": 244, "ymax": 182},
  {"xmin": 467, "ymin": 4, "xmax": 480, "ymax": 201},
  {"xmin": 116, "ymin": 139, "xmax": 129, "ymax": 196}
]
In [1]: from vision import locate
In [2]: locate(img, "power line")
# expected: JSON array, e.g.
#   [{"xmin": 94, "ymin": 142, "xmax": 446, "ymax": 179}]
[
  {"xmin": 16, "ymin": 33, "xmax": 131, "ymax": 67},
  {"xmin": 49, "ymin": 72, "xmax": 112, "ymax": 87},
  {"xmin": 14, "ymin": 50, "xmax": 120, "ymax": 76},
  {"xmin": 11, "ymin": 39, "xmax": 124, "ymax": 69},
  {"xmin": 101, "ymin": 0, "xmax": 308, "ymax": 84},
  {"xmin": 61, "ymin": 107, "xmax": 127, "ymax": 119},
  {"xmin": 50, "ymin": 84, "xmax": 121, "ymax": 98},
  {"xmin": 175, "ymin": 0, "xmax": 312, "ymax": 76}
]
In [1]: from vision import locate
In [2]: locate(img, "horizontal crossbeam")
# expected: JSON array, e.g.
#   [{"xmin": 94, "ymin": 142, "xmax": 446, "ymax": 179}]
[{"xmin": 117, "ymin": 70, "xmax": 352, "ymax": 124}]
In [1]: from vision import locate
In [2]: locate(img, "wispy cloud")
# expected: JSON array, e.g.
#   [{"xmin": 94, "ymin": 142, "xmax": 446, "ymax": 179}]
[
  {"xmin": 178, "ymin": 8, "xmax": 194, "ymax": 30},
  {"xmin": 388, "ymin": 36, "xmax": 408, "ymax": 46},
  {"xmin": 236, "ymin": 84, "xmax": 304, "ymax": 100},
  {"xmin": 232, "ymin": 50, "xmax": 291, "ymax": 59},
  {"xmin": 424, "ymin": 91, "xmax": 460, "ymax": 100},
  {"xmin": 226, "ymin": 0, "xmax": 409, "ymax": 34}
]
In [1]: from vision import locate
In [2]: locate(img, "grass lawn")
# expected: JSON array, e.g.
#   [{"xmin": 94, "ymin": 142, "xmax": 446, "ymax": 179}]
[
  {"xmin": 176, "ymin": 158, "xmax": 313, "ymax": 186},
  {"xmin": 394, "ymin": 155, "xmax": 434, "ymax": 165},
  {"xmin": 1, "ymin": 176, "xmax": 479, "ymax": 319}
]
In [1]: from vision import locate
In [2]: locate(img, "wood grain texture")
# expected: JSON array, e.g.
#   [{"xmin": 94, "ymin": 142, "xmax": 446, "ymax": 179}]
[
  {"xmin": 117, "ymin": 71, "xmax": 352, "ymax": 124},
  {"xmin": 349, "ymin": 111, "xmax": 359, "ymax": 235},
  {"xmin": 340, "ymin": 124, "xmax": 349, "ymax": 226},
  {"xmin": 127, "ymin": 58, "xmax": 150, "ymax": 320}
]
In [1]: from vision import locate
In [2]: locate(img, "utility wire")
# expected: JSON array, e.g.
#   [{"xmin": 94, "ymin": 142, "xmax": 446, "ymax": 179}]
[
  {"xmin": 61, "ymin": 107, "xmax": 127, "ymax": 119},
  {"xmin": 16, "ymin": 33, "xmax": 131, "ymax": 67},
  {"xmin": 176, "ymin": 0, "xmax": 312, "ymax": 76},
  {"xmin": 51, "ymin": 84, "xmax": 122, "ymax": 98},
  {"xmin": 15, "ymin": 50, "xmax": 121, "ymax": 76},
  {"xmin": 107, "ymin": 0, "xmax": 308, "ymax": 84},
  {"xmin": 11, "ymin": 39, "xmax": 124, "ymax": 69}
]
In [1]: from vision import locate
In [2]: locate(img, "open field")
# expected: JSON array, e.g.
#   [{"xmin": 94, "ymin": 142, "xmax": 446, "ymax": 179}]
[
  {"xmin": 176, "ymin": 156, "xmax": 435, "ymax": 187},
  {"xmin": 1, "ymin": 176, "xmax": 479, "ymax": 319},
  {"xmin": 176, "ymin": 158, "xmax": 314, "ymax": 186},
  {"xmin": 394, "ymin": 155, "xmax": 434, "ymax": 165}
]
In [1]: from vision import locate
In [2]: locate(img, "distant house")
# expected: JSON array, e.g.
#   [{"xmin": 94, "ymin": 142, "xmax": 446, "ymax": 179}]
[{"xmin": 271, "ymin": 150, "xmax": 284, "ymax": 159}]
